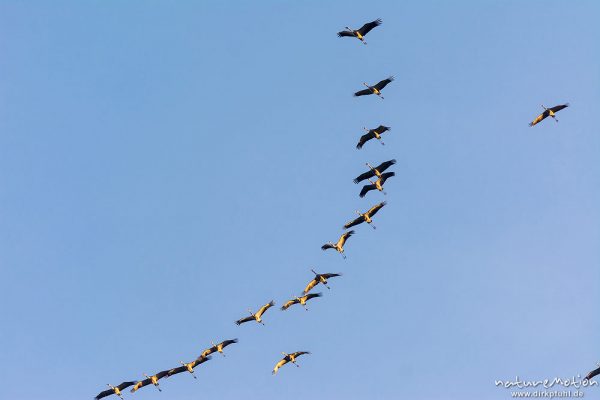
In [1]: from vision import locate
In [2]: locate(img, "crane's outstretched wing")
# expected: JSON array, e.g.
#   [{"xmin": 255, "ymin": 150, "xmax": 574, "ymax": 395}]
[
  {"xmin": 354, "ymin": 169, "xmax": 376, "ymax": 184},
  {"xmin": 344, "ymin": 216, "xmax": 364, "ymax": 229},
  {"xmin": 375, "ymin": 159, "xmax": 396, "ymax": 172},
  {"xmin": 272, "ymin": 358, "xmax": 288, "ymax": 374},
  {"xmin": 256, "ymin": 300, "xmax": 275, "ymax": 318},
  {"xmin": 321, "ymin": 243, "xmax": 335, "ymax": 250},
  {"xmin": 290, "ymin": 351, "xmax": 311, "ymax": 358},
  {"xmin": 167, "ymin": 366, "xmax": 187, "ymax": 377},
  {"xmin": 322, "ymin": 273, "xmax": 341, "ymax": 279},
  {"xmin": 280, "ymin": 299, "xmax": 298, "ymax": 310},
  {"xmin": 200, "ymin": 346, "xmax": 216, "ymax": 358},
  {"xmin": 367, "ymin": 201, "xmax": 386, "ymax": 217},
  {"xmin": 354, "ymin": 88, "xmax": 373, "ymax": 97},
  {"xmin": 337, "ymin": 30, "xmax": 355, "ymax": 37},
  {"xmin": 338, "ymin": 230, "xmax": 355, "ymax": 247},
  {"xmin": 356, "ymin": 131, "xmax": 375, "ymax": 149},
  {"xmin": 195, "ymin": 355, "xmax": 212, "ymax": 365},
  {"xmin": 220, "ymin": 339, "xmax": 238, "ymax": 348},
  {"xmin": 375, "ymin": 125, "xmax": 390, "ymax": 133},
  {"xmin": 96, "ymin": 381, "xmax": 137, "ymax": 399},
  {"xmin": 549, "ymin": 103, "xmax": 569, "ymax": 113},
  {"xmin": 95, "ymin": 389, "xmax": 114, "ymax": 400},
  {"xmin": 373, "ymin": 76, "xmax": 394, "ymax": 91},
  {"xmin": 304, "ymin": 293, "xmax": 322, "ymax": 302},
  {"xmin": 529, "ymin": 111, "xmax": 548, "ymax": 126},
  {"xmin": 303, "ymin": 278, "xmax": 319, "ymax": 294},
  {"xmin": 235, "ymin": 315, "xmax": 255, "ymax": 325},
  {"xmin": 116, "ymin": 382, "xmax": 137, "ymax": 391},
  {"xmin": 357, "ymin": 19, "xmax": 382, "ymax": 36},
  {"xmin": 379, "ymin": 172, "xmax": 395, "ymax": 185},
  {"xmin": 155, "ymin": 370, "xmax": 170, "ymax": 380},
  {"xmin": 360, "ymin": 184, "xmax": 376, "ymax": 198},
  {"xmin": 586, "ymin": 366, "xmax": 600, "ymax": 380},
  {"xmin": 130, "ymin": 378, "xmax": 151, "ymax": 392}
]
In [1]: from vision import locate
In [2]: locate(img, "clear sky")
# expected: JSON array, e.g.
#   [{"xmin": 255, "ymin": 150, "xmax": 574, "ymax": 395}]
[{"xmin": 1, "ymin": 1, "xmax": 599, "ymax": 399}]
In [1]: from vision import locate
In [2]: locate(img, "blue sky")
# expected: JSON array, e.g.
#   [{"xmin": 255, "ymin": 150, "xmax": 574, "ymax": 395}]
[{"xmin": 1, "ymin": 1, "xmax": 599, "ymax": 399}]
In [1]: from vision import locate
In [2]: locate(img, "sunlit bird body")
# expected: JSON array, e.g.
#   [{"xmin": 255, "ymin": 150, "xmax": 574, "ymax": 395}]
[
  {"xmin": 131, "ymin": 370, "xmax": 170, "ymax": 393},
  {"xmin": 337, "ymin": 19, "xmax": 382, "ymax": 45},
  {"xmin": 303, "ymin": 269, "xmax": 342, "ymax": 294},
  {"xmin": 344, "ymin": 201, "xmax": 386, "ymax": 230},
  {"xmin": 236, "ymin": 301, "xmax": 275, "ymax": 325},
  {"xmin": 272, "ymin": 351, "xmax": 310, "ymax": 374},
  {"xmin": 357, "ymin": 125, "xmax": 391, "ymax": 149},
  {"xmin": 359, "ymin": 172, "xmax": 395, "ymax": 198},
  {"xmin": 281, "ymin": 293, "xmax": 322, "ymax": 311},
  {"xmin": 529, "ymin": 104, "xmax": 569, "ymax": 126},
  {"xmin": 354, "ymin": 160, "xmax": 396, "ymax": 184},
  {"xmin": 200, "ymin": 339, "xmax": 238, "ymax": 359},
  {"xmin": 167, "ymin": 356, "xmax": 211, "ymax": 379},
  {"xmin": 354, "ymin": 76, "xmax": 394, "ymax": 99},
  {"xmin": 321, "ymin": 230, "xmax": 355, "ymax": 259},
  {"xmin": 95, "ymin": 382, "xmax": 137, "ymax": 400}
]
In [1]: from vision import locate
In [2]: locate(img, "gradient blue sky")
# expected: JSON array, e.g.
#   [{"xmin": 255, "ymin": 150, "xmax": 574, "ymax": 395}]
[{"xmin": 1, "ymin": 1, "xmax": 599, "ymax": 399}]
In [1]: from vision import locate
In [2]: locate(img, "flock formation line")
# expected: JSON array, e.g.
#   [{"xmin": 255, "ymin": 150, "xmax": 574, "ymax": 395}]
[{"xmin": 93, "ymin": 18, "xmax": 591, "ymax": 400}]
